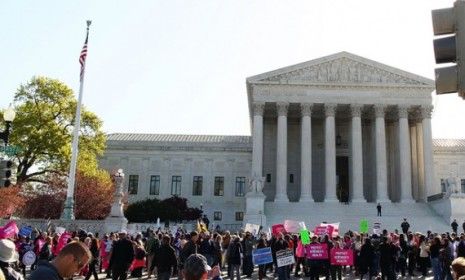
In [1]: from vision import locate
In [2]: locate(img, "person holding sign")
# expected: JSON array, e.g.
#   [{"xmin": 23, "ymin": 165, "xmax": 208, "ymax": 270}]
[{"xmin": 272, "ymin": 233, "xmax": 289, "ymax": 280}]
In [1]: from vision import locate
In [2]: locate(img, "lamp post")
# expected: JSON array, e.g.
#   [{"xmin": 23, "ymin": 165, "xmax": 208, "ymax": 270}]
[
  {"xmin": 200, "ymin": 203, "xmax": 203, "ymax": 212},
  {"xmin": 0, "ymin": 105, "xmax": 16, "ymax": 146}
]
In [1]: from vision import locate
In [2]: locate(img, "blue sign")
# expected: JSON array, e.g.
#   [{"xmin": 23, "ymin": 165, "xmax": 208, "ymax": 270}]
[
  {"xmin": 252, "ymin": 247, "xmax": 273, "ymax": 265},
  {"xmin": 19, "ymin": 226, "xmax": 33, "ymax": 237}
]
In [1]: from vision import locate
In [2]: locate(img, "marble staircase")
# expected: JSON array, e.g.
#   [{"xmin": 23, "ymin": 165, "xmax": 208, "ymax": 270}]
[{"xmin": 264, "ymin": 201, "xmax": 450, "ymax": 234}]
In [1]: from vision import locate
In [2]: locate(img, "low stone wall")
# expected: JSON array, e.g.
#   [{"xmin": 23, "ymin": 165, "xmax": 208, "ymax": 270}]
[
  {"xmin": 0, "ymin": 219, "xmax": 105, "ymax": 235},
  {"xmin": 429, "ymin": 195, "xmax": 465, "ymax": 223}
]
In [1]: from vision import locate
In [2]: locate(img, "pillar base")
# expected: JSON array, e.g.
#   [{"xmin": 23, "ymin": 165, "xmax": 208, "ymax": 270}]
[
  {"xmin": 351, "ymin": 198, "xmax": 367, "ymax": 203},
  {"xmin": 400, "ymin": 198, "xmax": 415, "ymax": 203},
  {"xmin": 376, "ymin": 198, "xmax": 391, "ymax": 203},
  {"xmin": 299, "ymin": 195, "xmax": 314, "ymax": 203},
  {"xmin": 274, "ymin": 194, "xmax": 289, "ymax": 202},
  {"xmin": 324, "ymin": 197, "xmax": 339, "ymax": 203}
]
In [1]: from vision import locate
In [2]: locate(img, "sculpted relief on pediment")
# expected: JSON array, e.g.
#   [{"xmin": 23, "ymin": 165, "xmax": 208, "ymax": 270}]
[{"xmin": 261, "ymin": 57, "xmax": 425, "ymax": 85}]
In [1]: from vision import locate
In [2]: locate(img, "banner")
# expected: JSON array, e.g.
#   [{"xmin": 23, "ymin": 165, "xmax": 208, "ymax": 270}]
[
  {"xmin": 330, "ymin": 248, "xmax": 354, "ymax": 266},
  {"xmin": 320, "ymin": 223, "xmax": 339, "ymax": 238},
  {"xmin": 244, "ymin": 223, "xmax": 261, "ymax": 235},
  {"xmin": 284, "ymin": 220, "xmax": 305, "ymax": 233},
  {"xmin": 306, "ymin": 243, "xmax": 329, "ymax": 259},
  {"xmin": 272, "ymin": 224, "xmax": 286, "ymax": 236},
  {"xmin": 276, "ymin": 249, "xmax": 295, "ymax": 267},
  {"xmin": 314, "ymin": 225, "xmax": 333, "ymax": 238},
  {"xmin": 19, "ymin": 226, "xmax": 33, "ymax": 237},
  {"xmin": 300, "ymin": 229, "xmax": 311, "ymax": 245},
  {"xmin": 0, "ymin": 221, "xmax": 19, "ymax": 239},
  {"xmin": 252, "ymin": 247, "xmax": 273, "ymax": 265},
  {"xmin": 56, "ymin": 232, "xmax": 72, "ymax": 253},
  {"xmin": 359, "ymin": 219, "xmax": 369, "ymax": 234}
]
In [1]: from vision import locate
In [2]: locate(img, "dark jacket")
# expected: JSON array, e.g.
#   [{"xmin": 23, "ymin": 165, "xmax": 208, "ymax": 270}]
[
  {"xmin": 28, "ymin": 260, "xmax": 58, "ymax": 280},
  {"xmin": 110, "ymin": 238, "xmax": 135, "ymax": 269},
  {"xmin": 228, "ymin": 241, "xmax": 243, "ymax": 265},
  {"xmin": 156, "ymin": 244, "xmax": 178, "ymax": 273},
  {"xmin": 180, "ymin": 240, "xmax": 198, "ymax": 265}
]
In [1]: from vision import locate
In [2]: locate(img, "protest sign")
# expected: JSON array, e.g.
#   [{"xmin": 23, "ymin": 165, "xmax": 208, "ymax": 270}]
[
  {"xmin": 252, "ymin": 247, "xmax": 273, "ymax": 265},
  {"xmin": 373, "ymin": 222, "xmax": 381, "ymax": 235},
  {"xmin": 320, "ymin": 222, "xmax": 339, "ymax": 238},
  {"xmin": 244, "ymin": 223, "xmax": 261, "ymax": 235},
  {"xmin": 314, "ymin": 225, "xmax": 333, "ymax": 237},
  {"xmin": 359, "ymin": 219, "xmax": 369, "ymax": 233},
  {"xmin": 276, "ymin": 249, "xmax": 295, "ymax": 267},
  {"xmin": 300, "ymin": 229, "xmax": 311, "ymax": 245},
  {"xmin": 271, "ymin": 224, "xmax": 286, "ymax": 236},
  {"xmin": 284, "ymin": 220, "xmax": 304, "ymax": 233},
  {"xmin": 22, "ymin": 251, "xmax": 36, "ymax": 266},
  {"xmin": 19, "ymin": 226, "xmax": 33, "ymax": 237},
  {"xmin": 0, "ymin": 221, "xmax": 19, "ymax": 239},
  {"xmin": 56, "ymin": 232, "xmax": 72, "ymax": 253},
  {"xmin": 330, "ymin": 248, "xmax": 354, "ymax": 265},
  {"xmin": 306, "ymin": 243, "xmax": 329, "ymax": 259},
  {"xmin": 55, "ymin": 227, "xmax": 66, "ymax": 235}
]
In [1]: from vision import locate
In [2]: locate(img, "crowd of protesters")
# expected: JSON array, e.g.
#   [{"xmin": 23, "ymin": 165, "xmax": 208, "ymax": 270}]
[{"xmin": 1, "ymin": 218, "xmax": 465, "ymax": 280}]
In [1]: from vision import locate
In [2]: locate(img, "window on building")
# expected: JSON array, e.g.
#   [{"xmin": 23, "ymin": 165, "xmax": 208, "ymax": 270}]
[
  {"xmin": 214, "ymin": 211, "xmax": 222, "ymax": 221},
  {"xmin": 214, "ymin": 176, "xmax": 224, "ymax": 196},
  {"xmin": 289, "ymin": 174, "xmax": 294, "ymax": 183},
  {"xmin": 235, "ymin": 212, "xmax": 244, "ymax": 221},
  {"xmin": 266, "ymin": 174, "xmax": 271, "ymax": 183},
  {"xmin": 128, "ymin": 175, "xmax": 139, "ymax": 195},
  {"xmin": 149, "ymin": 175, "xmax": 160, "ymax": 195},
  {"xmin": 171, "ymin": 176, "xmax": 182, "ymax": 195},
  {"xmin": 235, "ymin": 177, "xmax": 246, "ymax": 197},
  {"xmin": 193, "ymin": 176, "xmax": 203, "ymax": 196},
  {"xmin": 462, "ymin": 179, "xmax": 465, "ymax": 193},
  {"xmin": 441, "ymin": 179, "xmax": 447, "ymax": 193}
]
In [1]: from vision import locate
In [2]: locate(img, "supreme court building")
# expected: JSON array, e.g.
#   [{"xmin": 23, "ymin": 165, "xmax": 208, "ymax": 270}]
[{"xmin": 100, "ymin": 52, "xmax": 465, "ymax": 231}]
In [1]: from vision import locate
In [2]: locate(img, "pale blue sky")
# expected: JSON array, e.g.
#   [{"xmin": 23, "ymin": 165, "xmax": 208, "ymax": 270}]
[{"xmin": 1, "ymin": 0, "xmax": 464, "ymax": 138}]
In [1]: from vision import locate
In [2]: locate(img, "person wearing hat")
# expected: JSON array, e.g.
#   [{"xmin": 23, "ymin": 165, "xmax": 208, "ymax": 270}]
[
  {"xmin": 0, "ymin": 239, "xmax": 23, "ymax": 280},
  {"xmin": 29, "ymin": 241, "xmax": 91, "ymax": 280},
  {"xmin": 183, "ymin": 254, "xmax": 222, "ymax": 280}
]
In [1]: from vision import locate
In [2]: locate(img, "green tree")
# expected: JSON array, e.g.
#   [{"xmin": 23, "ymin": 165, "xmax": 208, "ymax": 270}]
[{"xmin": 8, "ymin": 76, "xmax": 106, "ymax": 184}]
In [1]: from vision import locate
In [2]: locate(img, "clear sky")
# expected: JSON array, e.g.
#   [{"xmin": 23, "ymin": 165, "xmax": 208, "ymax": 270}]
[{"xmin": 1, "ymin": 0, "xmax": 464, "ymax": 138}]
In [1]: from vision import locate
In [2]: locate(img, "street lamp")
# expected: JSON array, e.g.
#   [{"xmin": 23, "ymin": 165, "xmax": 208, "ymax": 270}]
[
  {"xmin": 0, "ymin": 105, "xmax": 16, "ymax": 146},
  {"xmin": 200, "ymin": 203, "xmax": 203, "ymax": 211}
]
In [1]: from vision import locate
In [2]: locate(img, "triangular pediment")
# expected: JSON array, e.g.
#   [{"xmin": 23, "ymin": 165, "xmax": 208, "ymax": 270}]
[{"xmin": 247, "ymin": 52, "xmax": 434, "ymax": 87}]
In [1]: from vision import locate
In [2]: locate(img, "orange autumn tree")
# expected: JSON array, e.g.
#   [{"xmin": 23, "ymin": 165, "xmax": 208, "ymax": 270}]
[
  {"xmin": 0, "ymin": 186, "xmax": 25, "ymax": 218},
  {"xmin": 21, "ymin": 152, "xmax": 114, "ymax": 220}
]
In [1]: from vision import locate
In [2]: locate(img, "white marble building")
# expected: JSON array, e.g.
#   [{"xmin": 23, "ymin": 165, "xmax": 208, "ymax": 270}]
[{"xmin": 100, "ymin": 52, "xmax": 465, "ymax": 231}]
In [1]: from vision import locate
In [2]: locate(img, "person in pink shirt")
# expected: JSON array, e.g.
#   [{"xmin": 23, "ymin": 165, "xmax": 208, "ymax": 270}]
[{"xmin": 294, "ymin": 237, "xmax": 306, "ymax": 277}]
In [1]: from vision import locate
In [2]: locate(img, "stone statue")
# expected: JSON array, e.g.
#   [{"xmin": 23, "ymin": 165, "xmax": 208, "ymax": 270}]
[
  {"xmin": 109, "ymin": 169, "xmax": 125, "ymax": 218},
  {"xmin": 446, "ymin": 175, "xmax": 460, "ymax": 197},
  {"xmin": 249, "ymin": 176, "xmax": 265, "ymax": 194}
]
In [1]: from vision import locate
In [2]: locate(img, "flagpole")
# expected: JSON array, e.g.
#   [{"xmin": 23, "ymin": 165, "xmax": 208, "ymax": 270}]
[{"xmin": 62, "ymin": 20, "xmax": 92, "ymax": 220}]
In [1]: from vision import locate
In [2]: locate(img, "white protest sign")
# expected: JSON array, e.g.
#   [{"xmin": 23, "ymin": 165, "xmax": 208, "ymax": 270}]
[
  {"xmin": 55, "ymin": 227, "xmax": 66, "ymax": 235},
  {"xmin": 276, "ymin": 249, "xmax": 295, "ymax": 267},
  {"xmin": 244, "ymin": 223, "xmax": 260, "ymax": 235},
  {"xmin": 284, "ymin": 220, "xmax": 305, "ymax": 233},
  {"xmin": 22, "ymin": 251, "xmax": 36, "ymax": 266}
]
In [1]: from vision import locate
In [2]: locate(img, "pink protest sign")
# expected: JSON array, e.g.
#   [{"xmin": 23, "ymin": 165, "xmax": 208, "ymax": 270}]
[
  {"xmin": 314, "ymin": 225, "xmax": 333, "ymax": 237},
  {"xmin": 272, "ymin": 224, "xmax": 286, "ymax": 237},
  {"xmin": 56, "ymin": 232, "xmax": 72, "ymax": 253},
  {"xmin": 0, "ymin": 221, "xmax": 19, "ymax": 239},
  {"xmin": 330, "ymin": 248, "xmax": 354, "ymax": 266},
  {"xmin": 306, "ymin": 243, "xmax": 329, "ymax": 259}
]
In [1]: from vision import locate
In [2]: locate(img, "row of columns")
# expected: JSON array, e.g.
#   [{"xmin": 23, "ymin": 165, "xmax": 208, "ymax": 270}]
[{"xmin": 251, "ymin": 102, "xmax": 434, "ymax": 203}]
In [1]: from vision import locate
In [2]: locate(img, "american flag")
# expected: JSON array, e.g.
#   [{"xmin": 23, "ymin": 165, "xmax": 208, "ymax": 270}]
[{"xmin": 79, "ymin": 22, "xmax": 91, "ymax": 81}]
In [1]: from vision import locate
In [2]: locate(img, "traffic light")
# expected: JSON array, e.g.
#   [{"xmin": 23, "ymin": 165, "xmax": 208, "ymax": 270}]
[
  {"xmin": 1, "ymin": 160, "xmax": 15, "ymax": 187},
  {"xmin": 432, "ymin": 1, "xmax": 465, "ymax": 98}
]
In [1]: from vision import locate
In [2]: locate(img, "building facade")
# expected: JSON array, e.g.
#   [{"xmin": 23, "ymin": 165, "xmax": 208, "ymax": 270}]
[{"xmin": 100, "ymin": 52, "xmax": 465, "ymax": 228}]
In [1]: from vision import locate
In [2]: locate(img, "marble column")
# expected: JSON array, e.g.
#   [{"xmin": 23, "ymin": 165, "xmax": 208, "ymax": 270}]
[
  {"xmin": 350, "ymin": 104, "xmax": 365, "ymax": 202},
  {"xmin": 416, "ymin": 121, "xmax": 425, "ymax": 201},
  {"xmin": 410, "ymin": 124, "xmax": 419, "ymax": 201},
  {"xmin": 421, "ymin": 105, "xmax": 435, "ymax": 199},
  {"xmin": 300, "ymin": 103, "xmax": 313, "ymax": 202},
  {"xmin": 374, "ymin": 104, "xmax": 390, "ymax": 202},
  {"xmin": 252, "ymin": 102, "xmax": 265, "ymax": 179},
  {"xmin": 275, "ymin": 102, "xmax": 289, "ymax": 202},
  {"xmin": 398, "ymin": 106, "xmax": 414, "ymax": 202},
  {"xmin": 324, "ymin": 103, "xmax": 338, "ymax": 202}
]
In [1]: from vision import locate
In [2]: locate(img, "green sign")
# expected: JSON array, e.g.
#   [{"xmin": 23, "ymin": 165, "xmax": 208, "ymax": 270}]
[
  {"xmin": 0, "ymin": 145, "xmax": 22, "ymax": 156},
  {"xmin": 360, "ymin": 219, "xmax": 369, "ymax": 233},
  {"xmin": 300, "ymin": 229, "xmax": 311, "ymax": 245}
]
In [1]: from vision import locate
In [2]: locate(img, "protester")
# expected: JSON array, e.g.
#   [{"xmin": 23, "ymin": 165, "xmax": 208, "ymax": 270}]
[
  {"xmin": 109, "ymin": 230, "xmax": 134, "ymax": 280},
  {"xmin": 29, "ymin": 241, "xmax": 91, "ymax": 280},
  {"xmin": 183, "ymin": 254, "xmax": 222, "ymax": 280},
  {"xmin": 400, "ymin": 218, "xmax": 410, "ymax": 234},
  {"xmin": 153, "ymin": 235, "xmax": 177, "ymax": 280},
  {"xmin": 84, "ymin": 237, "xmax": 100, "ymax": 280},
  {"xmin": 453, "ymin": 219, "xmax": 459, "ymax": 234},
  {"xmin": 145, "ymin": 230, "xmax": 159, "ymax": 279},
  {"xmin": 377, "ymin": 203, "xmax": 382, "ymax": 217},
  {"xmin": 0, "ymin": 239, "xmax": 23, "ymax": 280},
  {"xmin": 129, "ymin": 241, "xmax": 146, "ymax": 278},
  {"xmin": 452, "ymin": 257, "xmax": 465, "ymax": 280},
  {"xmin": 179, "ymin": 231, "xmax": 199, "ymax": 280}
]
